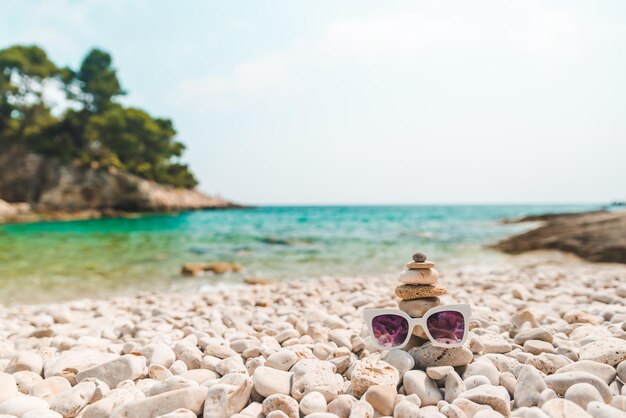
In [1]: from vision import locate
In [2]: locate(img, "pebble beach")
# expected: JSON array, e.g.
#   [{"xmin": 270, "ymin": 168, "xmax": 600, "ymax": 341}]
[{"xmin": 0, "ymin": 253, "xmax": 625, "ymax": 418}]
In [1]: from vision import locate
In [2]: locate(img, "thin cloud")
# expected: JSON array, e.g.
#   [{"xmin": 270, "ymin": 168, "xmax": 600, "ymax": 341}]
[{"xmin": 171, "ymin": 54, "xmax": 291, "ymax": 109}]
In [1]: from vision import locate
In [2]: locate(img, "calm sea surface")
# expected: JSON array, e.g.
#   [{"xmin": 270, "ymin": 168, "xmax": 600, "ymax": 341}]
[{"xmin": 0, "ymin": 204, "xmax": 600, "ymax": 304}]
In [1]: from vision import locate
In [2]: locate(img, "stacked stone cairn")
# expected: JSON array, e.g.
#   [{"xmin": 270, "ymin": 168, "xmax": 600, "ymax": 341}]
[{"xmin": 394, "ymin": 251, "xmax": 447, "ymax": 340}]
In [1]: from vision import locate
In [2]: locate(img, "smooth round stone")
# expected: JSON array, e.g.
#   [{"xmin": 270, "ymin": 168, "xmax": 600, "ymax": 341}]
[
  {"xmin": 299, "ymin": 391, "xmax": 327, "ymax": 415},
  {"xmin": 393, "ymin": 400, "xmax": 421, "ymax": 417},
  {"xmin": 266, "ymin": 351, "xmax": 298, "ymax": 372},
  {"xmin": 0, "ymin": 373, "xmax": 18, "ymax": 403},
  {"xmin": 617, "ymin": 360, "xmax": 626, "ymax": 384},
  {"xmin": 399, "ymin": 268, "xmax": 439, "ymax": 285},
  {"xmin": 395, "ymin": 284, "xmax": 447, "ymax": 300},
  {"xmin": 327, "ymin": 395, "xmax": 356, "ymax": 417},
  {"xmin": 252, "ymin": 366, "xmax": 293, "ymax": 397},
  {"xmin": 464, "ymin": 360, "xmax": 500, "ymax": 385},
  {"xmin": 0, "ymin": 396, "xmax": 49, "ymax": 416},
  {"xmin": 565, "ymin": 383, "xmax": 604, "ymax": 409},
  {"xmin": 587, "ymin": 401, "xmax": 626, "ymax": 418},
  {"xmin": 363, "ymin": 385, "xmax": 396, "ymax": 415},
  {"xmin": 406, "ymin": 261, "xmax": 436, "ymax": 269},
  {"xmin": 545, "ymin": 371, "xmax": 612, "ymax": 402},
  {"xmin": 514, "ymin": 365, "xmax": 547, "ymax": 408},
  {"xmin": 403, "ymin": 370, "xmax": 443, "ymax": 406},
  {"xmin": 557, "ymin": 360, "xmax": 617, "ymax": 384},
  {"xmin": 457, "ymin": 385, "xmax": 511, "ymax": 417},
  {"xmin": 398, "ymin": 297, "xmax": 441, "ymax": 317},
  {"xmin": 541, "ymin": 398, "xmax": 589, "ymax": 418},
  {"xmin": 383, "ymin": 349, "xmax": 415, "ymax": 378},
  {"xmin": 412, "ymin": 252, "xmax": 427, "ymax": 262}
]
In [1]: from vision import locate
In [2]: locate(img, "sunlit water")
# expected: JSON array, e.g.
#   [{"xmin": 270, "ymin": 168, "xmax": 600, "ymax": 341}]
[{"xmin": 0, "ymin": 204, "xmax": 600, "ymax": 304}]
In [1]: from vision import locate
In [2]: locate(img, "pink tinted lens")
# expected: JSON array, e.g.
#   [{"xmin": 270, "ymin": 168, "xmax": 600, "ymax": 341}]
[
  {"xmin": 426, "ymin": 310, "xmax": 465, "ymax": 344},
  {"xmin": 371, "ymin": 314, "xmax": 409, "ymax": 348}
]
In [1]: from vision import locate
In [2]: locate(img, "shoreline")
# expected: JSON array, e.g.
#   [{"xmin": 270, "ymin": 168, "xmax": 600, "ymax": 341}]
[
  {"xmin": 0, "ymin": 257, "xmax": 624, "ymax": 416},
  {"xmin": 0, "ymin": 204, "xmax": 251, "ymax": 225},
  {"xmin": 494, "ymin": 209, "xmax": 626, "ymax": 264}
]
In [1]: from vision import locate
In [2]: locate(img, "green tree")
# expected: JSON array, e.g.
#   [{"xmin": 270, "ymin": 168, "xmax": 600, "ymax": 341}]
[
  {"xmin": 0, "ymin": 44, "xmax": 198, "ymax": 189},
  {"xmin": 84, "ymin": 105, "xmax": 198, "ymax": 188},
  {"xmin": 0, "ymin": 45, "xmax": 64, "ymax": 145},
  {"xmin": 76, "ymin": 48, "xmax": 124, "ymax": 113}
]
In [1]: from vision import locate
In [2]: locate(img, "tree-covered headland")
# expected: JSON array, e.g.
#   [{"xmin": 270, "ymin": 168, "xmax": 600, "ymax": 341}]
[{"xmin": 0, "ymin": 45, "xmax": 198, "ymax": 188}]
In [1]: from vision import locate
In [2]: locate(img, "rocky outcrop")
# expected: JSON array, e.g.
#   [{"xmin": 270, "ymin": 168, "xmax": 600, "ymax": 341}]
[
  {"xmin": 0, "ymin": 146, "xmax": 238, "ymax": 215},
  {"xmin": 494, "ymin": 210, "xmax": 626, "ymax": 264}
]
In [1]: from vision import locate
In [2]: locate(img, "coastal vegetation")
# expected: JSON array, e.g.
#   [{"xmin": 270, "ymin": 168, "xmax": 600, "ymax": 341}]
[{"xmin": 0, "ymin": 44, "xmax": 197, "ymax": 188}]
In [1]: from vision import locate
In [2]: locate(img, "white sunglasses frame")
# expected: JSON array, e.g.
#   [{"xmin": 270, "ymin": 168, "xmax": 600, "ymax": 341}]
[{"xmin": 364, "ymin": 304, "xmax": 471, "ymax": 350}]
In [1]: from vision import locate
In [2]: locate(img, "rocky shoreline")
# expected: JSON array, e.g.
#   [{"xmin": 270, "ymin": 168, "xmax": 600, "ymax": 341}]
[
  {"xmin": 0, "ymin": 257, "xmax": 624, "ymax": 417},
  {"xmin": 494, "ymin": 209, "xmax": 626, "ymax": 264},
  {"xmin": 0, "ymin": 146, "xmax": 243, "ymax": 224}
]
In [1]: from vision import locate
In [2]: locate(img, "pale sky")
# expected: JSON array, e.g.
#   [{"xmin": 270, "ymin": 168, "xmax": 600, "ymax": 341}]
[{"xmin": 2, "ymin": 0, "xmax": 625, "ymax": 204}]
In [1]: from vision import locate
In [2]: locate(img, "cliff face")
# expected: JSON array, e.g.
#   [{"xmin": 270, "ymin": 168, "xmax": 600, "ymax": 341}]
[{"xmin": 0, "ymin": 146, "xmax": 236, "ymax": 212}]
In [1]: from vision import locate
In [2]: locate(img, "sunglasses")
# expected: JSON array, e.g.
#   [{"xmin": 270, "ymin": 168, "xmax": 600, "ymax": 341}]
[{"xmin": 364, "ymin": 304, "xmax": 471, "ymax": 350}]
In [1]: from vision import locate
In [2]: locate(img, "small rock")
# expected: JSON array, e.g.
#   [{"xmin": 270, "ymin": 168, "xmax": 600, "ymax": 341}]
[
  {"xmin": 349, "ymin": 400, "xmax": 373, "ymax": 418},
  {"xmin": 398, "ymin": 269, "xmax": 439, "ymax": 285},
  {"xmin": 587, "ymin": 401, "xmax": 626, "ymax": 418},
  {"xmin": 328, "ymin": 395, "xmax": 356, "ymax": 418},
  {"xmin": 545, "ymin": 371, "xmax": 612, "ymax": 402},
  {"xmin": 12, "ymin": 371, "xmax": 42, "ymax": 395},
  {"xmin": 403, "ymin": 370, "xmax": 442, "ymax": 406},
  {"xmin": 291, "ymin": 359, "xmax": 344, "ymax": 402},
  {"xmin": 541, "ymin": 398, "xmax": 590, "ymax": 418},
  {"xmin": 398, "ymin": 298, "xmax": 441, "ymax": 317},
  {"xmin": 262, "ymin": 394, "xmax": 299, "ymax": 418},
  {"xmin": 616, "ymin": 360, "xmax": 626, "ymax": 384},
  {"xmin": 524, "ymin": 340, "xmax": 555, "ymax": 355},
  {"xmin": 363, "ymin": 385, "xmax": 396, "ymax": 416},
  {"xmin": 579, "ymin": 339, "xmax": 626, "ymax": 366},
  {"xmin": 253, "ymin": 366, "xmax": 293, "ymax": 397},
  {"xmin": 475, "ymin": 334, "xmax": 513, "ymax": 354},
  {"xmin": 464, "ymin": 359, "xmax": 500, "ymax": 385},
  {"xmin": 383, "ymin": 350, "xmax": 415, "ymax": 379},
  {"xmin": 23, "ymin": 409, "xmax": 63, "ymax": 418},
  {"xmin": 50, "ymin": 381, "xmax": 96, "ymax": 417},
  {"xmin": 0, "ymin": 396, "xmax": 50, "ymax": 417},
  {"xmin": 409, "ymin": 343, "xmax": 473, "ymax": 368},
  {"xmin": 393, "ymin": 400, "xmax": 421, "ymax": 417},
  {"xmin": 458, "ymin": 385, "xmax": 511, "ymax": 416},
  {"xmin": 204, "ymin": 374, "xmax": 253, "ymax": 418},
  {"xmin": 514, "ymin": 328, "xmax": 553, "ymax": 345},
  {"xmin": 5, "ymin": 353, "xmax": 43, "ymax": 375},
  {"xmin": 565, "ymin": 383, "xmax": 604, "ymax": 409},
  {"xmin": 113, "ymin": 387, "xmax": 209, "ymax": 418},
  {"xmin": 76, "ymin": 355, "xmax": 147, "ymax": 388},
  {"xmin": 350, "ymin": 358, "xmax": 399, "ymax": 398},
  {"xmin": 515, "ymin": 365, "xmax": 547, "ymax": 408},
  {"xmin": 412, "ymin": 252, "xmax": 427, "ymax": 262},
  {"xmin": 29, "ymin": 376, "xmax": 72, "ymax": 402},
  {"xmin": 300, "ymin": 391, "xmax": 328, "ymax": 415},
  {"xmin": 0, "ymin": 373, "xmax": 18, "ymax": 402},
  {"xmin": 557, "ymin": 360, "xmax": 616, "ymax": 384},
  {"xmin": 266, "ymin": 351, "xmax": 298, "ymax": 371}
]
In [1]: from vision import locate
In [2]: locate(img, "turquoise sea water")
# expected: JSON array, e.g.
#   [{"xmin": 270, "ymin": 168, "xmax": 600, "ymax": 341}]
[{"xmin": 0, "ymin": 204, "xmax": 600, "ymax": 304}]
